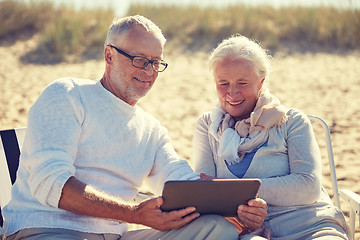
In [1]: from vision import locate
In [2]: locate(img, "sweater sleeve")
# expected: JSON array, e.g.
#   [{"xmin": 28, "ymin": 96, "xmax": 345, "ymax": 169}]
[
  {"xmin": 22, "ymin": 79, "xmax": 83, "ymax": 207},
  {"xmin": 257, "ymin": 110, "xmax": 322, "ymax": 206},
  {"xmin": 144, "ymin": 123, "xmax": 200, "ymax": 195},
  {"xmin": 192, "ymin": 113, "xmax": 217, "ymax": 176}
]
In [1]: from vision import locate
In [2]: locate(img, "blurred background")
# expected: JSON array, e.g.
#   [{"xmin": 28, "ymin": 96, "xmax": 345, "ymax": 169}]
[
  {"xmin": 22, "ymin": 0, "xmax": 360, "ymax": 19},
  {"xmin": 0, "ymin": 1, "xmax": 359, "ymax": 238},
  {"xmin": 0, "ymin": 0, "xmax": 359, "ymax": 62}
]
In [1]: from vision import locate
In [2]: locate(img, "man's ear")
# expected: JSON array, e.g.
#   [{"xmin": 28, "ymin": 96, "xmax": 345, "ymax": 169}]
[{"xmin": 104, "ymin": 46, "xmax": 113, "ymax": 64}]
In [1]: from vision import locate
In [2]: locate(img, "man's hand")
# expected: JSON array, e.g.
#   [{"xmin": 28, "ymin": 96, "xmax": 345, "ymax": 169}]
[
  {"xmin": 237, "ymin": 198, "xmax": 267, "ymax": 230},
  {"xmin": 132, "ymin": 197, "xmax": 200, "ymax": 231}
]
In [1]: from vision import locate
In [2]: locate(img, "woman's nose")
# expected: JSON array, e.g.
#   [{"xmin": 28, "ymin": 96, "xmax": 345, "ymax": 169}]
[{"xmin": 227, "ymin": 85, "xmax": 239, "ymax": 98}]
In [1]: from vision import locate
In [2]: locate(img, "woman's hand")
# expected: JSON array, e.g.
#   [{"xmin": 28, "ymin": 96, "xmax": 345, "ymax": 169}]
[
  {"xmin": 237, "ymin": 198, "xmax": 267, "ymax": 230},
  {"xmin": 197, "ymin": 175, "xmax": 267, "ymax": 231},
  {"xmin": 199, "ymin": 173, "xmax": 216, "ymax": 180}
]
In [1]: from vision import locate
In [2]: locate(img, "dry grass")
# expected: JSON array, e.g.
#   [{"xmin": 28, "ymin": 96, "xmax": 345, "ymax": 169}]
[
  {"xmin": 128, "ymin": 4, "xmax": 360, "ymax": 53},
  {"xmin": 0, "ymin": 0, "xmax": 114, "ymax": 62},
  {"xmin": 0, "ymin": 1, "xmax": 359, "ymax": 62}
]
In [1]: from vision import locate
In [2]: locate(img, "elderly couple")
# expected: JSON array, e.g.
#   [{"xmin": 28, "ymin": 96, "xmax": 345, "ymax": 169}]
[{"xmin": 2, "ymin": 15, "xmax": 348, "ymax": 240}]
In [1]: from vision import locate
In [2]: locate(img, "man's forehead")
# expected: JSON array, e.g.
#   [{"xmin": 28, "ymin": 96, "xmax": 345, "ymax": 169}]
[
  {"xmin": 120, "ymin": 25, "xmax": 164, "ymax": 57},
  {"xmin": 127, "ymin": 27, "xmax": 163, "ymax": 51}
]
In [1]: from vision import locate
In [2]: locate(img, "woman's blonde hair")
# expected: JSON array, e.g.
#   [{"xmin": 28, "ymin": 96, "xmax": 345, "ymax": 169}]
[{"xmin": 209, "ymin": 35, "xmax": 272, "ymax": 79}]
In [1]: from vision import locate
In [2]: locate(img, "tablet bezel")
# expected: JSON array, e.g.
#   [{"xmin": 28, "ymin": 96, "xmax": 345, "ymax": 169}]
[{"xmin": 160, "ymin": 179, "xmax": 261, "ymax": 217}]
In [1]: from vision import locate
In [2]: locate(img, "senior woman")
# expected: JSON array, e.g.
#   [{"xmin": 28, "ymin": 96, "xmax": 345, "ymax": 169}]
[{"xmin": 193, "ymin": 35, "xmax": 349, "ymax": 240}]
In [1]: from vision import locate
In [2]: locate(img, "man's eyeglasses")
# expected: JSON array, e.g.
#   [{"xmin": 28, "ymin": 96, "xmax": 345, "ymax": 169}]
[{"xmin": 108, "ymin": 45, "xmax": 168, "ymax": 72}]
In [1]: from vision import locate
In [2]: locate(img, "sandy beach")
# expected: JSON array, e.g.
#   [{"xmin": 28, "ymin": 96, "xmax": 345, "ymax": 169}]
[{"xmin": 1, "ymin": 36, "xmax": 359, "ymax": 238}]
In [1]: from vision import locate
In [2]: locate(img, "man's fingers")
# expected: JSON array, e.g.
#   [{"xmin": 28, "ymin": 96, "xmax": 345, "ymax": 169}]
[
  {"xmin": 135, "ymin": 197, "xmax": 201, "ymax": 231},
  {"xmin": 154, "ymin": 208, "xmax": 200, "ymax": 231},
  {"xmin": 163, "ymin": 206, "xmax": 197, "ymax": 220},
  {"xmin": 167, "ymin": 212, "xmax": 200, "ymax": 229}
]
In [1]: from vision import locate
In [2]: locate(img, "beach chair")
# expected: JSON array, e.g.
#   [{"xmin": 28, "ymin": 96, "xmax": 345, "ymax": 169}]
[
  {"xmin": 0, "ymin": 127, "xmax": 26, "ymax": 236},
  {"xmin": 308, "ymin": 115, "xmax": 360, "ymax": 240},
  {"xmin": 1, "ymin": 116, "xmax": 359, "ymax": 239}
]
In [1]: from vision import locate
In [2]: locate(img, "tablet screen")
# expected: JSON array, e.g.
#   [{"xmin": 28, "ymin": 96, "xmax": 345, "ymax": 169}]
[{"xmin": 160, "ymin": 179, "xmax": 261, "ymax": 217}]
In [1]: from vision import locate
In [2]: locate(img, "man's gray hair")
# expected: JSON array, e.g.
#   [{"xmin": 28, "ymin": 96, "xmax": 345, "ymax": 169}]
[
  {"xmin": 209, "ymin": 34, "xmax": 272, "ymax": 79},
  {"xmin": 104, "ymin": 15, "xmax": 166, "ymax": 48}
]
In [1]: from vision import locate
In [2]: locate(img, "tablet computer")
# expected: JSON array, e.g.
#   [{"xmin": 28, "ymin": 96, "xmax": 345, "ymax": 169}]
[{"xmin": 160, "ymin": 179, "xmax": 261, "ymax": 217}]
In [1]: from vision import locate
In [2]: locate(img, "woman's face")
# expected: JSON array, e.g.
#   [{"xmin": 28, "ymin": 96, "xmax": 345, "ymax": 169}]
[{"xmin": 213, "ymin": 58, "xmax": 264, "ymax": 121}]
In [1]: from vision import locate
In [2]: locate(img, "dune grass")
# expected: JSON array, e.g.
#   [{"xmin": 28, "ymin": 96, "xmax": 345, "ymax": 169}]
[
  {"xmin": 127, "ymin": 4, "xmax": 360, "ymax": 53},
  {"xmin": 0, "ymin": 0, "xmax": 52, "ymax": 38},
  {"xmin": 0, "ymin": 0, "xmax": 114, "ymax": 62},
  {"xmin": 37, "ymin": 7, "xmax": 113, "ymax": 61},
  {"xmin": 0, "ymin": 0, "xmax": 359, "ymax": 62}
]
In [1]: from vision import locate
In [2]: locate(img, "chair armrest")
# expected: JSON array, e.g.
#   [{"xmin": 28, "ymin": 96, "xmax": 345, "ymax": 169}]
[
  {"xmin": 339, "ymin": 189, "xmax": 360, "ymax": 240},
  {"xmin": 340, "ymin": 189, "xmax": 360, "ymax": 212}
]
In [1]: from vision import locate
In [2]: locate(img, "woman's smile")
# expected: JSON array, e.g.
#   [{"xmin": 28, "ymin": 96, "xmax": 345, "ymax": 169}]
[{"xmin": 226, "ymin": 100, "xmax": 245, "ymax": 106}]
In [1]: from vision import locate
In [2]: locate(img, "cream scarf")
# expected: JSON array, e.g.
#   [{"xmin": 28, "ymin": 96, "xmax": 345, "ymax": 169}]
[{"xmin": 209, "ymin": 88, "xmax": 288, "ymax": 165}]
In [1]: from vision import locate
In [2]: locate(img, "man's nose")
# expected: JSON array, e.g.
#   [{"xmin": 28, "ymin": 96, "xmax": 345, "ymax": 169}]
[{"xmin": 143, "ymin": 62, "xmax": 154, "ymax": 74}]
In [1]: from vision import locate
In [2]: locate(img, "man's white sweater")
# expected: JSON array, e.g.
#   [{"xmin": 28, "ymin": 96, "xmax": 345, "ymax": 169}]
[{"xmin": 3, "ymin": 78, "xmax": 199, "ymax": 236}]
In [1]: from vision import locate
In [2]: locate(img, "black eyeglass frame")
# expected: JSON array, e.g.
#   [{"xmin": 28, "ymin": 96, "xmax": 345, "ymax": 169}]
[{"xmin": 108, "ymin": 44, "xmax": 168, "ymax": 72}]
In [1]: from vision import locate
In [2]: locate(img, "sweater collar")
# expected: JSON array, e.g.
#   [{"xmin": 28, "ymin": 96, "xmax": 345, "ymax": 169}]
[{"xmin": 96, "ymin": 80, "xmax": 139, "ymax": 113}]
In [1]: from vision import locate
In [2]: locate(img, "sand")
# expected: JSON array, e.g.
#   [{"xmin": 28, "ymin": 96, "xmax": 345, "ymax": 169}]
[{"xmin": 1, "ymin": 36, "xmax": 359, "ymax": 238}]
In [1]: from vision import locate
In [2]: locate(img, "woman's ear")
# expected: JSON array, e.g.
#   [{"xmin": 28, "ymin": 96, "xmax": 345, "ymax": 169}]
[
  {"xmin": 104, "ymin": 46, "xmax": 113, "ymax": 64},
  {"xmin": 259, "ymin": 77, "xmax": 265, "ymax": 90}
]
